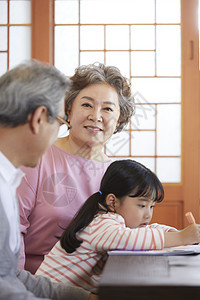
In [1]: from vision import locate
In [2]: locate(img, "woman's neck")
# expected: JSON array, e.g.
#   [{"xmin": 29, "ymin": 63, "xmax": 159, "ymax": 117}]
[{"xmin": 54, "ymin": 135, "xmax": 110, "ymax": 162}]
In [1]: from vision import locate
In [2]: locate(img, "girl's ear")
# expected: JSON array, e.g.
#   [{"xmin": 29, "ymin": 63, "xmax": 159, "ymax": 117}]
[{"xmin": 105, "ymin": 194, "xmax": 120, "ymax": 212}]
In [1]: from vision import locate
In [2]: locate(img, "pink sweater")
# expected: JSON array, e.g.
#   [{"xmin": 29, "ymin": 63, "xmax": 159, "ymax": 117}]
[
  {"xmin": 36, "ymin": 213, "xmax": 175, "ymax": 293},
  {"xmin": 17, "ymin": 145, "xmax": 111, "ymax": 274}
]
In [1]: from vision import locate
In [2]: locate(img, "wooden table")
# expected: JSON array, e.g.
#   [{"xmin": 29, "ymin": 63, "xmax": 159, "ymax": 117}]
[{"xmin": 99, "ymin": 254, "xmax": 200, "ymax": 300}]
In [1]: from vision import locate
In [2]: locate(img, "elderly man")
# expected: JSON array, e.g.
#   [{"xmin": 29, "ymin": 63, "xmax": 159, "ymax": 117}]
[{"xmin": 0, "ymin": 60, "xmax": 93, "ymax": 300}]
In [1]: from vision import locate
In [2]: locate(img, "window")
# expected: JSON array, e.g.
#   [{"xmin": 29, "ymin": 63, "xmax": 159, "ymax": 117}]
[
  {"xmin": 54, "ymin": 0, "xmax": 181, "ymax": 183},
  {"xmin": 0, "ymin": 0, "xmax": 31, "ymax": 75}
]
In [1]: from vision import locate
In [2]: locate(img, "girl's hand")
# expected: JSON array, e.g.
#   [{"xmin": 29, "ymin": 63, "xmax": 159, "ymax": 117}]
[
  {"xmin": 179, "ymin": 224, "xmax": 200, "ymax": 245},
  {"xmin": 164, "ymin": 224, "xmax": 200, "ymax": 247},
  {"xmin": 89, "ymin": 293, "xmax": 99, "ymax": 300}
]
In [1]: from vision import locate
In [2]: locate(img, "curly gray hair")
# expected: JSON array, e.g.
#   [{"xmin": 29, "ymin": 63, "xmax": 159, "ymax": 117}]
[{"xmin": 65, "ymin": 63, "xmax": 135, "ymax": 133}]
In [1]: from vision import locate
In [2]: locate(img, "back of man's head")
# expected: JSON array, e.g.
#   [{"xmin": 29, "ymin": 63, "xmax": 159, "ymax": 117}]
[{"xmin": 0, "ymin": 60, "xmax": 71, "ymax": 127}]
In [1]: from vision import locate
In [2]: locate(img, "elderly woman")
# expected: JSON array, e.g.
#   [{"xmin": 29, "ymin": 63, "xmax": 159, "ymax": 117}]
[{"xmin": 17, "ymin": 63, "xmax": 135, "ymax": 274}]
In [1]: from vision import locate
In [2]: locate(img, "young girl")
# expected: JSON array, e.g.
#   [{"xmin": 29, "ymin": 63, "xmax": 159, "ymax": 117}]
[{"xmin": 36, "ymin": 159, "xmax": 200, "ymax": 293}]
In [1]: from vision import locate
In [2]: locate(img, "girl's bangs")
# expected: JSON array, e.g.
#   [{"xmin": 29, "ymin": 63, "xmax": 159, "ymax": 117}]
[{"xmin": 130, "ymin": 183, "xmax": 164, "ymax": 203}]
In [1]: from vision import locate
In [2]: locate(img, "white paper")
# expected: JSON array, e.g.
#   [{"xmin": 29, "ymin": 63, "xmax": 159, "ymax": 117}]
[{"xmin": 108, "ymin": 244, "xmax": 200, "ymax": 256}]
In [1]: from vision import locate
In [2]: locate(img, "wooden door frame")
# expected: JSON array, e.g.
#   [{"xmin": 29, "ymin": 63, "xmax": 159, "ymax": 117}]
[
  {"xmin": 31, "ymin": 0, "xmax": 200, "ymax": 228},
  {"xmin": 182, "ymin": 0, "xmax": 200, "ymax": 226}
]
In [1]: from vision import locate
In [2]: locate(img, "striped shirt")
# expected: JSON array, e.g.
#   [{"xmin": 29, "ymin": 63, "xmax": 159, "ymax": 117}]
[{"xmin": 36, "ymin": 213, "xmax": 175, "ymax": 293}]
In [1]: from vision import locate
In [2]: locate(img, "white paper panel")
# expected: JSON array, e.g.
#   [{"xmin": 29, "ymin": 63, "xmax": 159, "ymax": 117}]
[
  {"xmin": 106, "ymin": 131, "xmax": 130, "ymax": 156},
  {"xmin": 157, "ymin": 157, "xmax": 181, "ymax": 183},
  {"xmin": 131, "ymin": 25, "xmax": 155, "ymax": 50},
  {"xmin": 131, "ymin": 131, "xmax": 155, "ymax": 156},
  {"xmin": 132, "ymin": 157, "xmax": 155, "ymax": 173},
  {"xmin": 9, "ymin": 26, "xmax": 31, "ymax": 69},
  {"xmin": 80, "ymin": 52, "xmax": 104, "ymax": 66},
  {"xmin": 108, "ymin": 157, "xmax": 155, "ymax": 173},
  {"xmin": 80, "ymin": 0, "xmax": 155, "ymax": 24},
  {"xmin": 131, "ymin": 51, "xmax": 155, "ymax": 76},
  {"xmin": 0, "ymin": 27, "xmax": 7, "ymax": 51},
  {"xmin": 55, "ymin": 26, "xmax": 79, "ymax": 76},
  {"xmin": 131, "ymin": 104, "xmax": 156, "ymax": 130},
  {"xmin": 55, "ymin": 0, "xmax": 79, "ymax": 24},
  {"xmin": 132, "ymin": 78, "xmax": 181, "ymax": 103},
  {"xmin": 156, "ymin": 0, "xmax": 181, "ymax": 24},
  {"xmin": 106, "ymin": 26, "xmax": 129, "ymax": 50},
  {"xmin": 157, "ymin": 104, "xmax": 181, "ymax": 156},
  {"xmin": 80, "ymin": 26, "xmax": 104, "ymax": 50},
  {"xmin": 106, "ymin": 51, "xmax": 130, "ymax": 79},
  {"xmin": 0, "ymin": 1, "xmax": 7, "ymax": 24},
  {"xmin": 156, "ymin": 25, "xmax": 181, "ymax": 76},
  {"xmin": 10, "ymin": 0, "xmax": 31, "ymax": 24},
  {"xmin": 0, "ymin": 53, "xmax": 7, "ymax": 76}
]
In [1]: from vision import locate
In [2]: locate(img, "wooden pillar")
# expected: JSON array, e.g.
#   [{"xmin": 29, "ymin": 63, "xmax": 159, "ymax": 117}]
[{"xmin": 31, "ymin": 0, "xmax": 54, "ymax": 63}]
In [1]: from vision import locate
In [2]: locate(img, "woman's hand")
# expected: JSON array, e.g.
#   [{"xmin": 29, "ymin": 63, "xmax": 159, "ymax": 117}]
[{"xmin": 164, "ymin": 223, "xmax": 200, "ymax": 247}]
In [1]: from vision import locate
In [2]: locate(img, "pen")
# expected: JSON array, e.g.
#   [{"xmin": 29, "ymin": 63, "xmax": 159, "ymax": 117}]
[{"xmin": 185, "ymin": 212, "xmax": 196, "ymax": 224}]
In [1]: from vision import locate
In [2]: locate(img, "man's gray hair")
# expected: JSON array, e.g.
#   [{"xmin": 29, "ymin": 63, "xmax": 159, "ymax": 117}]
[{"xmin": 0, "ymin": 60, "xmax": 71, "ymax": 127}]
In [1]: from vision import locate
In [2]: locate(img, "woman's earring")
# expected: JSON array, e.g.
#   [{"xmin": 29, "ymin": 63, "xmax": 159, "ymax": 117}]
[
  {"xmin": 67, "ymin": 120, "xmax": 71, "ymax": 129},
  {"xmin": 114, "ymin": 122, "xmax": 120, "ymax": 133}
]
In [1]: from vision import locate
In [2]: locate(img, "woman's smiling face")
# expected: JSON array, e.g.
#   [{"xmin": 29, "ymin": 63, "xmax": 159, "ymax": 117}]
[{"xmin": 67, "ymin": 83, "xmax": 120, "ymax": 148}]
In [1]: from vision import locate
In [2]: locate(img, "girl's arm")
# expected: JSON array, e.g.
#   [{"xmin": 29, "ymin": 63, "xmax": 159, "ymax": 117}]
[
  {"xmin": 81, "ymin": 214, "xmax": 166, "ymax": 251},
  {"xmin": 164, "ymin": 223, "xmax": 200, "ymax": 247},
  {"xmin": 149, "ymin": 223, "xmax": 178, "ymax": 232},
  {"xmin": 81, "ymin": 215, "xmax": 200, "ymax": 252}
]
